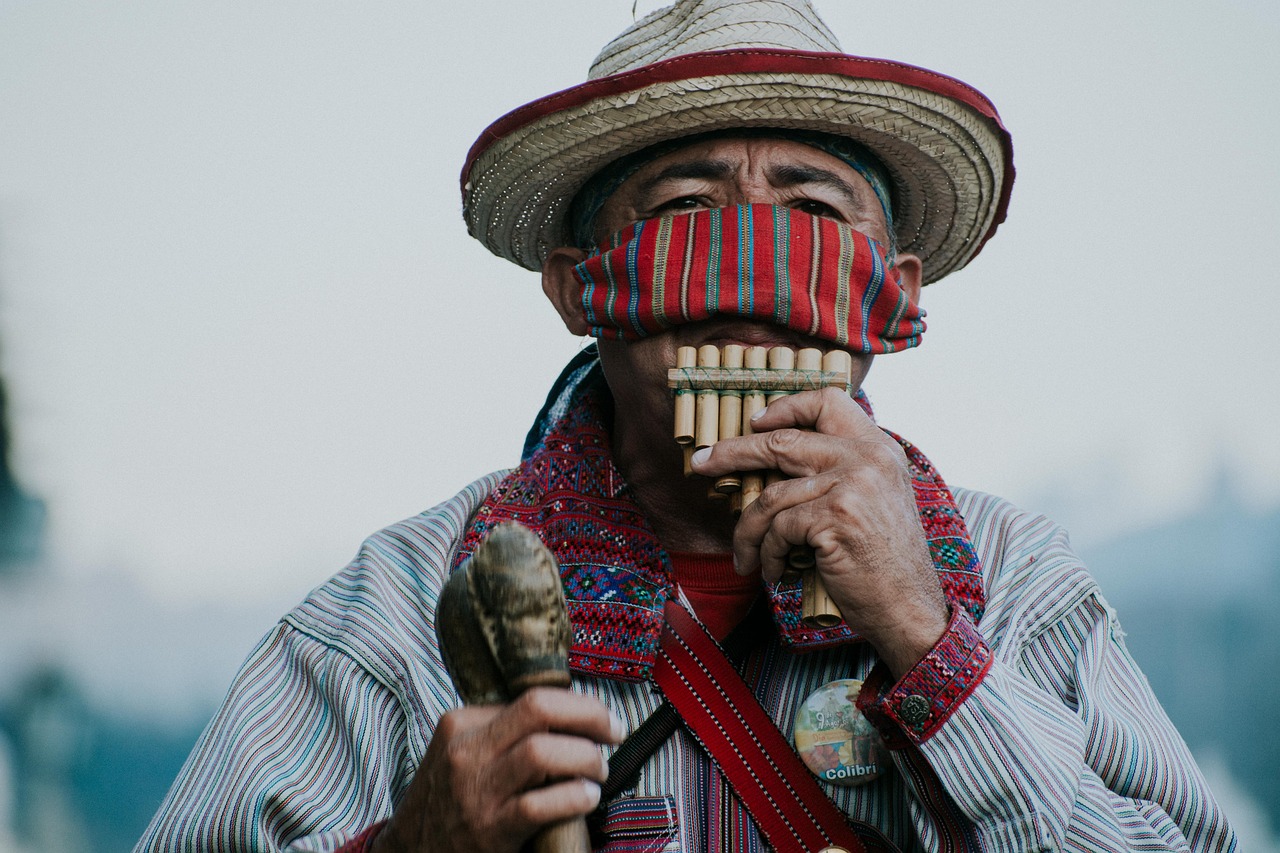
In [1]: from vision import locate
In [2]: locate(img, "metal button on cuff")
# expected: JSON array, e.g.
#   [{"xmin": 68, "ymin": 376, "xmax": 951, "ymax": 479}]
[{"xmin": 898, "ymin": 694, "xmax": 931, "ymax": 727}]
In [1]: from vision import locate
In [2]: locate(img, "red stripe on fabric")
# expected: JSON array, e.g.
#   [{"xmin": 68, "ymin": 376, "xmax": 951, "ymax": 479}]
[
  {"xmin": 655, "ymin": 600, "xmax": 877, "ymax": 853},
  {"xmin": 688, "ymin": 209, "xmax": 710, "ymax": 323},
  {"xmin": 728, "ymin": 205, "xmax": 745, "ymax": 316},
  {"xmin": 801, "ymin": 215, "xmax": 821, "ymax": 336},
  {"xmin": 757, "ymin": 206, "xmax": 779, "ymax": 321},
  {"xmin": 658, "ymin": 216, "xmax": 684, "ymax": 326},
  {"xmin": 634, "ymin": 219, "xmax": 661, "ymax": 332},
  {"xmin": 658, "ymin": 616, "xmax": 826, "ymax": 848},
  {"xmin": 819, "ymin": 215, "xmax": 841, "ymax": 343}
]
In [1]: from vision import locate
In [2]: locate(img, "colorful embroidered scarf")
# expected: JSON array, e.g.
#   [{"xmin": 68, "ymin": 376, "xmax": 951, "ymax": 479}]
[
  {"xmin": 453, "ymin": 350, "xmax": 983, "ymax": 682},
  {"xmin": 573, "ymin": 204, "xmax": 924, "ymax": 352}
]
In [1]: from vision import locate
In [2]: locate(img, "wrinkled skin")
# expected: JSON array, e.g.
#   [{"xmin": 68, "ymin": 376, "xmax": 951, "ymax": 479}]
[
  {"xmin": 376, "ymin": 137, "xmax": 946, "ymax": 851},
  {"xmin": 373, "ymin": 689, "xmax": 621, "ymax": 853}
]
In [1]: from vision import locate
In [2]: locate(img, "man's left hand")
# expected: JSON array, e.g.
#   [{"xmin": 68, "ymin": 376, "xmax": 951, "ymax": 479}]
[{"xmin": 689, "ymin": 387, "xmax": 948, "ymax": 677}]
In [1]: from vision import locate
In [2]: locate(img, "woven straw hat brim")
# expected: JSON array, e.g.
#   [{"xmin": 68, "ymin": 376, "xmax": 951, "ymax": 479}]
[{"xmin": 462, "ymin": 49, "xmax": 1013, "ymax": 284}]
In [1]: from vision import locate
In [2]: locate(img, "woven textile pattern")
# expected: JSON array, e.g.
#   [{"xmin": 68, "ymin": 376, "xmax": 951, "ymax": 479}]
[
  {"xmin": 573, "ymin": 204, "xmax": 925, "ymax": 351},
  {"xmin": 857, "ymin": 607, "xmax": 994, "ymax": 748},
  {"xmin": 451, "ymin": 358, "xmax": 984, "ymax": 681},
  {"xmin": 595, "ymin": 796, "xmax": 680, "ymax": 852}
]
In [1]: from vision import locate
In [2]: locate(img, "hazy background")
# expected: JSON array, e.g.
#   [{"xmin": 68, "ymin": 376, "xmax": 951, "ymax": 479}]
[{"xmin": 0, "ymin": 0, "xmax": 1276, "ymax": 849}]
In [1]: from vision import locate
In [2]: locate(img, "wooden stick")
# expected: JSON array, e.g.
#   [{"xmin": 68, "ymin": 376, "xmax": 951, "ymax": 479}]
[{"xmin": 434, "ymin": 523, "xmax": 589, "ymax": 853}]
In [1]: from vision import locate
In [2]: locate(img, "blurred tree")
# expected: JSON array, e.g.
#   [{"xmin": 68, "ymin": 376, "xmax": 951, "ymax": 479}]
[{"xmin": 0, "ymin": 376, "xmax": 44, "ymax": 572}]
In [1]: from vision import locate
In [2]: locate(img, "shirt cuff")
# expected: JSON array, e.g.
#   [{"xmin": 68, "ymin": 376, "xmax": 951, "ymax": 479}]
[
  {"xmin": 334, "ymin": 821, "xmax": 388, "ymax": 853},
  {"xmin": 856, "ymin": 605, "xmax": 992, "ymax": 747}
]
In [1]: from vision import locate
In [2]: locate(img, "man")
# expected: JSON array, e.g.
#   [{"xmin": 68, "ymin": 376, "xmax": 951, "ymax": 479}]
[{"xmin": 138, "ymin": 1, "xmax": 1236, "ymax": 851}]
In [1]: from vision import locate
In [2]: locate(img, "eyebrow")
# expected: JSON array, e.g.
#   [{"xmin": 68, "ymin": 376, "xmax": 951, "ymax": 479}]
[
  {"xmin": 767, "ymin": 163, "xmax": 864, "ymax": 211},
  {"xmin": 633, "ymin": 159, "xmax": 736, "ymax": 208},
  {"xmin": 631, "ymin": 158, "xmax": 866, "ymax": 214}
]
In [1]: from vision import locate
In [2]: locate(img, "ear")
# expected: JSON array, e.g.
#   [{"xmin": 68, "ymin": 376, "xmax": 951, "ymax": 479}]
[
  {"xmin": 893, "ymin": 252, "xmax": 923, "ymax": 306},
  {"xmin": 541, "ymin": 247, "xmax": 591, "ymax": 336}
]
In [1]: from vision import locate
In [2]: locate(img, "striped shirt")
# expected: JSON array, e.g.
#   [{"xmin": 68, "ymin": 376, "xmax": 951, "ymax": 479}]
[{"xmin": 135, "ymin": 476, "xmax": 1237, "ymax": 852}]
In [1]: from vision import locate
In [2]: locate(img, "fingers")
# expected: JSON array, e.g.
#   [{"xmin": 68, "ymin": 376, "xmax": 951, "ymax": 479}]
[
  {"xmin": 733, "ymin": 474, "xmax": 836, "ymax": 580},
  {"xmin": 473, "ymin": 688, "xmax": 620, "ymax": 801},
  {"xmin": 690, "ymin": 388, "xmax": 898, "ymax": 479},
  {"xmin": 509, "ymin": 777, "xmax": 602, "ymax": 828},
  {"xmin": 387, "ymin": 689, "xmax": 621, "ymax": 852},
  {"xmin": 749, "ymin": 385, "xmax": 874, "ymax": 435},
  {"xmin": 496, "ymin": 732, "xmax": 610, "ymax": 799},
  {"xmin": 482, "ymin": 687, "xmax": 624, "ymax": 755}
]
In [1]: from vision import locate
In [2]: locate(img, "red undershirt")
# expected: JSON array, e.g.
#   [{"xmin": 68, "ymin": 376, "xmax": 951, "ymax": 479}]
[{"xmin": 667, "ymin": 551, "xmax": 760, "ymax": 641}]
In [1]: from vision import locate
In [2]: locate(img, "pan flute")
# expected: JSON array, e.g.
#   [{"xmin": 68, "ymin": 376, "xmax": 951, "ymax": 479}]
[{"xmin": 668, "ymin": 344, "xmax": 850, "ymax": 628}]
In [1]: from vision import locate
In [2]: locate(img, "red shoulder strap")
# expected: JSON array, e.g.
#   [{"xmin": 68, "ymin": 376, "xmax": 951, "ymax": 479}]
[{"xmin": 653, "ymin": 599, "xmax": 897, "ymax": 853}]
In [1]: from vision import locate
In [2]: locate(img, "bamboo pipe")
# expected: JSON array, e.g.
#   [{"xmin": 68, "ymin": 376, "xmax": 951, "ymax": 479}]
[
  {"xmin": 780, "ymin": 348, "xmax": 823, "ymax": 584},
  {"xmin": 763, "ymin": 347, "xmax": 794, "ymax": 495},
  {"xmin": 673, "ymin": 346, "xmax": 697, "ymax": 446},
  {"xmin": 738, "ymin": 345, "xmax": 769, "ymax": 509},
  {"xmin": 713, "ymin": 344, "xmax": 744, "ymax": 494},
  {"xmin": 694, "ymin": 345, "xmax": 721, "ymax": 452},
  {"xmin": 796, "ymin": 349, "xmax": 856, "ymax": 628}
]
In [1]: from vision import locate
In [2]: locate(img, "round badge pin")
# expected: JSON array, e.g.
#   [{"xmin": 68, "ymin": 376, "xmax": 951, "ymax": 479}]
[{"xmin": 793, "ymin": 678, "xmax": 886, "ymax": 786}]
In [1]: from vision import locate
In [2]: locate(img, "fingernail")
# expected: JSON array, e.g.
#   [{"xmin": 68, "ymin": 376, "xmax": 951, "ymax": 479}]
[
  {"xmin": 691, "ymin": 448, "xmax": 710, "ymax": 465},
  {"xmin": 600, "ymin": 753, "xmax": 611, "ymax": 781},
  {"xmin": 750, "ymin": 406, "xmax": 767, "ymax": 421},
  {"xmin": 583, "ymin": 779, "xmax": 602, "ymax": 805},
  {"xmin": 609, "ymin": 713, "xmax": 626, "ymax": 741}
]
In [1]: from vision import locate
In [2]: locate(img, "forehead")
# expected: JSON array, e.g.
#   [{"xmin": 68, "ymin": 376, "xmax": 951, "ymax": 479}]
[{"xmin": 618, "ymin": 135, "xmax": 872, "ymax": 191}]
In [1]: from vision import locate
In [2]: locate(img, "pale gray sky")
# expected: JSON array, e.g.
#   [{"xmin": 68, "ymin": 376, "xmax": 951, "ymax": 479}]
[{"xmin": 0, "ymin": 0, "xmax": 1276, "ymax": 625}]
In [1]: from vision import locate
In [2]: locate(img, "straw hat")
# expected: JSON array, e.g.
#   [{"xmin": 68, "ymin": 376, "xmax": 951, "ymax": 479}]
[{"xmin": 461, "ymin": 0, "xmax": 1014, "ymax": 284}]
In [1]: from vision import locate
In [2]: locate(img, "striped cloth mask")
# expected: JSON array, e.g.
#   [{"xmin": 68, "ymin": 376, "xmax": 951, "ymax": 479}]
[{"xmin": 573, "ymin": 204, "xmax": 925, "ymax": 352}]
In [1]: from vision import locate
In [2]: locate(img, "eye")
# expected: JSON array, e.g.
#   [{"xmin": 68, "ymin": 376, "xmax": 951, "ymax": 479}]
[
  {"xmin": 651, "ymin": 195, "xmax": 707, "ymax": 215},
  {"xmin": 790, "ymin": 199, "xmax": 842, "ymax": 219}
]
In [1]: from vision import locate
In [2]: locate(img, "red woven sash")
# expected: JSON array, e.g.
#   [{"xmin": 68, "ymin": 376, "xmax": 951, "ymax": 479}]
[{"xmin": 653, "ymin": 599, "xmax": 896, "ymax": 853}]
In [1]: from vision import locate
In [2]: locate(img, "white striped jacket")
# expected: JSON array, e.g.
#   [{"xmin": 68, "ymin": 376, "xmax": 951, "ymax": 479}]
[{"xmin": 135, "ymin": 475, "xmax": 1237, "ymax": 852}]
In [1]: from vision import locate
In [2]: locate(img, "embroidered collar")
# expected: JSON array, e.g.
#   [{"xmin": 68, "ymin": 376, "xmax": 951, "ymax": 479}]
[{"xmin": 452, "ymin": 351, "xmax": 984, "ymax": 683}]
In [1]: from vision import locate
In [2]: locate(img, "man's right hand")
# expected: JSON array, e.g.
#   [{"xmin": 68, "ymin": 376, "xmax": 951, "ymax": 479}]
[{"xmin": 371, "ymin": 687, "xmax": 623, "ymax": 853}]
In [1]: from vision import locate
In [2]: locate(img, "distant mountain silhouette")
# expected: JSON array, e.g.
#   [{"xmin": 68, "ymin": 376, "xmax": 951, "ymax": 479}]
[{"xmin": 1076, "ymin": 481, "xmax": 1280, "ymax": 827}]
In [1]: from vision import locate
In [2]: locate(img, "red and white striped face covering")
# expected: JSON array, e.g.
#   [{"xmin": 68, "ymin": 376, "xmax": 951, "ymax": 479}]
[{"xmin": 572, "ymin": 204, "xmax": 925, "ymax": 353}]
